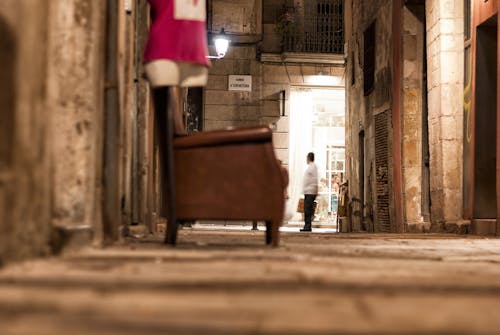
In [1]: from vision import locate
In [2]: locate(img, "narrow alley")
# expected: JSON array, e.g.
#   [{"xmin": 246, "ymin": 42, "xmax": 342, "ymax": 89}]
[
  {"xmin": 2, "ymin": 0, "xmax": 500, "ymax": 334},
  {"xmin": 1, "ymin": 230, "xmax": 500, "ymax": 335}
]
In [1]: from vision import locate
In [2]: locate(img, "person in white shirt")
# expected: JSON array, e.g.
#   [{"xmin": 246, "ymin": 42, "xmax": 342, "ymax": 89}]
[{"xmin": 301, "ymin": 152, "xmax": 318, "ymax": 232}]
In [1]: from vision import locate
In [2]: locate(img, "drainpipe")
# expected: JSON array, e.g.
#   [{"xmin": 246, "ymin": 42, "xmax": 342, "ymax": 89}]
[{"xmin": 102, "ymin": 0, "xmax": 121, "ymax": 243}]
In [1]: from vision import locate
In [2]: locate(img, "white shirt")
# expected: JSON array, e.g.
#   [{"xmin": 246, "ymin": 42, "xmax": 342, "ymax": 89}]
[{"xmin": 303, "ymin": 162, "xmax": 318, "ymax": 195}]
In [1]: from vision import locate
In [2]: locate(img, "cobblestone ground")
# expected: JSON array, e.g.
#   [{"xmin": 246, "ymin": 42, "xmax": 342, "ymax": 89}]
[{"xmin": 1, "ymin": 229, "xmax": 500, "ymax": 335}]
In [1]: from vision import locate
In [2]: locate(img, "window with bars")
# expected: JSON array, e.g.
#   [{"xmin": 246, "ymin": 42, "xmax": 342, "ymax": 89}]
[{"xmin": 282, "ymin": 0, "xmax": 344, "ymax": 54}]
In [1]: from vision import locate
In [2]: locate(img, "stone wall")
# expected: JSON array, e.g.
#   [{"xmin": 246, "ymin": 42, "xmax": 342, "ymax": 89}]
[
  {"xmin": 0, "ymin": 1, "xmax": 52, "ymax": 262},
  {"xmin": 345, "ymin": 0, "xmax": 395, "ymax": 232},
  {"xmin": 402, "ymin": 4, "xmax": 429, "ymax": 230},
  {"xmin": 345, "ymin": 0, "xmax": 465, "ymax": 232},
  {"xmin": 425, "ymin": 0, "xmax": 464, "ymax": 225},
  {"xmin": 0, "ymin": 0, "xmax": 118, "ymax": 262},
  {"xmin": 46, "ymin": 0, "xmax": 106, "ymax": 235},
  {"xmin": 204, "ymin": 46, "xmax": 263, "ymax": 131},
  {"xmin": 206, "ymin": 1, "xmax": 345, "ymax": 170},
  {"xmin": 206, "ymin": 0, "xmax": 282, "ymax": 162},
  {"xmin": 132, "ymin": 0, "xmax": 152, "ymax": 228}
]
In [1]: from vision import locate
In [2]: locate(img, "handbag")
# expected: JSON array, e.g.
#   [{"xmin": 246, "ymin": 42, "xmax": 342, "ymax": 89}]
[{"xmin": 296, "ymin": 198, "xmax": 304, "ymax": 213}]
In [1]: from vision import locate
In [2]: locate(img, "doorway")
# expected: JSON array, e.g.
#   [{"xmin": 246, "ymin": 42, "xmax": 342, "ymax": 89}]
[
  {"xmin": 288, "ymin": 87, "xmax": 345, "ymax": 226},
  {"xmin": 186, "ymin": 87, "xmax": 204, "ymax": 133},
  {"xmin": 473, "ymin": 15, "xmax": 497, "ymax": 220},
  {"xmin": 358, "ymin": 130, "xmax": 365, "ymax": 230}
]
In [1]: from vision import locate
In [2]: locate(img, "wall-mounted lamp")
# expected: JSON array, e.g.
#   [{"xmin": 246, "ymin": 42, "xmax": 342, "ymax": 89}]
[{"xmin": 207, "ymin": 28, "xmax": 230, "ymax": 59}]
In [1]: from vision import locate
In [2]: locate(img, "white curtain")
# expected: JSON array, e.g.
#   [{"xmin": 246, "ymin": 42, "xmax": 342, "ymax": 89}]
[{"xmin": 288, "ymin": 88, "xmax": 314, "ymax": 222}]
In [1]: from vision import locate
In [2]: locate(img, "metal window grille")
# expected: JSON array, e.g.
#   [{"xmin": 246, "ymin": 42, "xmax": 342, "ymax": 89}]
[
  {"xmin": 283, "ymin": 0, "xmax": 344, "ymax": 54},
  {"xmin": 375, "ymin": 110, "xmax": 391, "ymax": 233}
]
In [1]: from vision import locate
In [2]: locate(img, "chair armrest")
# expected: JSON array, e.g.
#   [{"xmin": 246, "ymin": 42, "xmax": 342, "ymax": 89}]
[{"xmin": 174, "ymin": 126, "xmax": 272, "ymax": 149}]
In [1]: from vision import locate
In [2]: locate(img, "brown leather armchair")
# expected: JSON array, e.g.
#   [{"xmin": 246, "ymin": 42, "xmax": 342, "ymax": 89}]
[{"xmin": 171, "ymin": 126, "xmax": 288, "ymax": 247}]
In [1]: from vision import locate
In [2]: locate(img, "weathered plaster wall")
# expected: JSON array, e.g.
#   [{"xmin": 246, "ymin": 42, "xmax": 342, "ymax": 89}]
[
  {"xmin": 117, "ymin": 1, "xmax": 141, "ymax": 230},
  {"xmin": 47, "ymin": 0, "xmax": 105, "ymax": 234},
  {"xmin": 346, "ymin": 0, "xmax": 395, "ymax": 232},
  {"xmin": 425, "ymin": 0, "xmax": 464, "ymax": 225},
  {"xmin": 0, "ymin": 1, "xmax": 51, "ymax": 262},
  {"xmin": 132, "ymin": 0, "xmax": 152, "ymax": 228},
  {"xmin": 346, "ymin": 0, "xmax": 464, "ymax": 232},
  {"xmin": 402, "ymin": 5, "xmax": 428, "ymax": 229}
]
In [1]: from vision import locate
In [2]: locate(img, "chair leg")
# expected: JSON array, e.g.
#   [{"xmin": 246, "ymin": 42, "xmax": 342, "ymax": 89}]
[
  {"xmin": 164, "ymin": 106, "xmax": 177, "ymax": 245},
  {"xmin": 265, "ymin": 220, "xmax": 280, "ymax": 247},
  {"xmin": 271, "ymin": 220, "xmax": 280, "ymax": 247},
  {"xmin": 252, "ymin": 221, "xmax": 259, "ymax": 230},
  {"xmin": 153, "ymin": 87, "xmax": 178, "ymax": 245},
  {"xmin": 265, "ymin": 221, "xmax": 272, "ymax": 245}
]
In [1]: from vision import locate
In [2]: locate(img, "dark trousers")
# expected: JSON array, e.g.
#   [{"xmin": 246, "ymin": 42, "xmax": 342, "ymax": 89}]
[{"xmin": 304, "ymin": 194, "xmax": 317, "ymax": 228}]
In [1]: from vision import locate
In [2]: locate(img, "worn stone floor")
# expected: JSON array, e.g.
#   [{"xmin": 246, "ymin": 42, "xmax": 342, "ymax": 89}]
[{"xmin": 1, "ymin": 228, "xmax": 500, "ymax": 335}]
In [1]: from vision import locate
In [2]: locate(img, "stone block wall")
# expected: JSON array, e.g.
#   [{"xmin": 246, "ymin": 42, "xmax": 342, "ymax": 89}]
[
  {"xmin": 204, "ymin": 45, "xmax": 290, "ymax": 166},
  {"xmin": 204, "ymin": 45, "xmax": 263, "ymax": 131},
  {"xmin": 425, "ymin": 0, "xmax": 464, "ymax": 224},
  {"xmin": 402, "ymin": 4, "xmax": 429, "ymax": 229}
]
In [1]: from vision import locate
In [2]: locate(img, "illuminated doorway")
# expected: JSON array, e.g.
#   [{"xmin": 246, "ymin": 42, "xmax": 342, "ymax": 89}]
[{"xmin": 288, "ymin": 87, "xmax": 345, "ymax": 226}]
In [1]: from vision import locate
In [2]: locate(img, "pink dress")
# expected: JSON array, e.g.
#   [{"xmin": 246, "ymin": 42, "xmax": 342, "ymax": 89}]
[{"xmin": 143, "ymin": 0, "xmax": 210, "ymax": 67}]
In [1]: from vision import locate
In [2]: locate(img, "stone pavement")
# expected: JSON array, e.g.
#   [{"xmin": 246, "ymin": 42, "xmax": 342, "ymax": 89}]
[{"xmin": 1, "ymin": 229, "xmax": 500, "ymax": 335}]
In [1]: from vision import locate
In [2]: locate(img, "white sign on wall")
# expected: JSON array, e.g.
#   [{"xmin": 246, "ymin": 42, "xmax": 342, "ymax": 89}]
[{"xmin": 228, "ymin": 75, "xmax": 252, "ymax": 92}]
